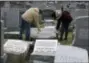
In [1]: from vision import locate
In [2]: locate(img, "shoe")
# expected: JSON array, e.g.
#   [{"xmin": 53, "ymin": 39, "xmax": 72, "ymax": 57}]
[
  {"xmin": 59, "ymin": 38, "xmax": 63, "ymax": 41},
  {"xmin": 25, "ymin": 38, "xmax": 29, "ymax": 41},
  {"xmin": 19, "ymin": 36, "xmax": 22, "ymax": 40},
  {"xmin": 64, "ymin": 38, "xmax": 67, "ymax": 40}
]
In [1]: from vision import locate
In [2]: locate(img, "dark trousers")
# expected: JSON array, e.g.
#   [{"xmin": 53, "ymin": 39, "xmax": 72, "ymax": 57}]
[
  {"xmin": 60, "ymin": 23, "xmax": 69, "ymax": 39},
  {"xmin": 19, "ymin": 18, "xmax": 30, "ymax": 40},
  {"xmin": 56, "ymin": 20, "xmax": 61, "ymax": 30}
]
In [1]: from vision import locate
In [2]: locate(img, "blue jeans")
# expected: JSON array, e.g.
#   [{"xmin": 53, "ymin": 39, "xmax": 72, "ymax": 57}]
[{"xmin": 19, "ymin": 18, "xmax": 30, "ymax": 40}]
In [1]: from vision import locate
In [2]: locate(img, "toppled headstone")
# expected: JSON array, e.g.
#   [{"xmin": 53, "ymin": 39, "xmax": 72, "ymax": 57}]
[
  {"xmin": 30, "ymin": 39, "xmax": 58, "ymax": 63},
  {"xmin": 55, "ymin": 45, "xmax": 88, "ymax": 63},
  {"xmin": 31, "ymin": 26, "xmax": 56, "ymax": 38},
  {"xmin": 37, "ymin": 26, "xmax": 56, "ymax": 38},
  {"xmin": 4, "ymin": 39, "xmax": 31, "ymax": 63}
]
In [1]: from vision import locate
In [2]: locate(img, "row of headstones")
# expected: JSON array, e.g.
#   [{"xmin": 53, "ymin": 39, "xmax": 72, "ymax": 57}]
[
  {"xmin": 0, "ymin": 17, "xmax": 58, "ymax": 63},
  {"xmin": 1, "ymin": 17, "xmax": 89, "ymax": 63},
  {"xmin": 3, "ymin": 39, "xmax": 89, "ymax": 63},
  {"xmin": 1, "ymin": 8, "xmax": 88, "ymax": 32},
  {"xmin": 2, "ymin": 15, "xmax": 89, "ymax": 63},
  {"xmin": 72, "ymin": 16, "xmax": 89, "ymax": 55},
  {"xmin": 1, "ymin": 8, "xmax": 56, "ymax": 39},
  {"xmin": 1, "ymin": 8, "xmax": 55, "ymax": 32},
  {"xmin": 1, "ymin": 7, "xmax": 57, "ymax": 63},
  {"xmin": 1, "ymin": 9, "xmax": 89, "ymax": 63},
  {"xmin": 3, "ymin": 39, "xmax": 58, "ymax": 63}
]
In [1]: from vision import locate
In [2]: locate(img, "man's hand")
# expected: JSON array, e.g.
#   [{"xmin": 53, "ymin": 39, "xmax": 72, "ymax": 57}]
[
  {"xmin": 40, "ymin": 24, "xmax": 44, "ymax": 28},
  {"xmin": 37, "ymin": 28, "xmax": 41, "ymax": 34}
]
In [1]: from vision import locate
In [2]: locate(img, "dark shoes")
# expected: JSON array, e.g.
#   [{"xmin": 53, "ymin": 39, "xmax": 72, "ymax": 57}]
[
  {"xmin": 64, "ymin": 38, "xmax": 67, "ymax": 40},
  {"xmin": 19, "ymin": 36, "xmax": 22, "ymax": 40},
  {"xmin": 25, "ymin": 38, "xmax": 29, "ymax": 41},
  {"xmin": 59, "ymin": 38, "xmax": 63, "ymax": 41},
  {"xmin": 59, "ymin": 37, "xmax": 68, "ymax": 41}
]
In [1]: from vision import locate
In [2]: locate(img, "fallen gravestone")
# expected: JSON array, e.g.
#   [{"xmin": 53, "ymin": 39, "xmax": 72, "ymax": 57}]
[
  {"xmin": 37, "ymin": 26, "xmax": 56, "ymax": 39},
  {"xmin": 30, "ymin": 39, "xmax": 58, "ymax": 63},
  {"xmin": 31, "ymin": 26, "xmax": 56, "ymax": 39},
  {"xmin": 55, "ymin": 45, "xmax": 88, "ymax": 63},
  {"xmin": 4, "ymin": 26, "xmax": 56, "ymax": 39},
  {"xmin": 4, "ymin": 39, "xmax": 32, "ymax": 63}
]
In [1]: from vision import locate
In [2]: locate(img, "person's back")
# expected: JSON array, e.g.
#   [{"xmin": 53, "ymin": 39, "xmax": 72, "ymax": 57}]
[
  {"xmin": 22, "ymin": 8, "xmax": 39, "ymax": 23},
  {"xmin": 19, "ymin": 8, "xmax": 41, "ymax": 40},
  {"xmin": 57, "ymin": 10, "xmax": 73, "ymax": 41},
  {"xmin": 59, "ymin": 11, "xmax": 73, "ymax": 24}
]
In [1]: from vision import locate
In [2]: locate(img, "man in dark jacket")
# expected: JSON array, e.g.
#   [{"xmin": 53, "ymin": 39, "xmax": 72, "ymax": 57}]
[{"xmin": 56, "ymin": 10, "xmax": 73, "ymax": 41}]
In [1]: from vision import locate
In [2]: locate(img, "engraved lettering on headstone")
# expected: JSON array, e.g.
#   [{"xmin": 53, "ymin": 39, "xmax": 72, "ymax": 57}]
[{"xmin": 34, "ymin": 40, "xmax": 57, "ymax": 53}]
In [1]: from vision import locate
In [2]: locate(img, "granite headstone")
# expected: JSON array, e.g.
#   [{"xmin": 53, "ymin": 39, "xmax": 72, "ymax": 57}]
[
  {"xmin": 1, "ymin": 8, "xmax": 20, "ymax": 31},
  {"xmin": 0, "ymin": 20, "xmax": 4, "ymax": 56},
  {"xmin": 73, "ymin": 16, "xmax": 89, "ymax": 54}
]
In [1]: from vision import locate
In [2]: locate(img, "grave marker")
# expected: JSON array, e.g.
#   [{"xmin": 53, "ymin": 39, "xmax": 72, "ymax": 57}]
[
  {"xmin": 73, "ymin": 16, "xmax": 89, "ymax": 53},
  {"xmin": 4, "ymin": 39, "xmax": 31, "ymax": 63},
  {"xmin": 30, "ymin": 39, "xmax": 58, "ymax": 63},
  {"xmin": 55, "ymin": 45, "xmax": 88, "ymax": 63}
]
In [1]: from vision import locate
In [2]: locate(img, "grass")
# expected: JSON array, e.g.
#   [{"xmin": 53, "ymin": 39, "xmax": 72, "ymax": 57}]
[
  {"xmin": 22, "ymin": 32, "xmax": 73, "ymax": 45},
  {"xmin": 58, "ymin": 32, "xmax": 73, "ymax": 45}
]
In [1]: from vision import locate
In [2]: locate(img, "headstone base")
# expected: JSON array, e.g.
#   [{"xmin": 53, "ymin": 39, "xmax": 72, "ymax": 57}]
[{"xmin": 30, "ymin": 54, "xmax": 54, "ymax": 63}]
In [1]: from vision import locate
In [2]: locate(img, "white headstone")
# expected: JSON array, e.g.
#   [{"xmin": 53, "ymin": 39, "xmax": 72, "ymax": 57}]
[
  {"xmin": 44, "ymin": 19, "xmax": 54, "ymax": 23},
  {"xmin": 31, "ymin": 26, "xmax": 56, "ymax": 38},
  {"xmin": 55, "ymin": 45, "xmax": 88, "ymax": 63},
  {"xmin": 30, "ymin": 39, "xmax": 58, "ymax": 63},
  {"xmin": 4, "ymin": 39, "xmax": 30, "ymax": 55},
  {"xmin": 4, "ymin": 39, "xmax": 31, "ymax": 63},
  {"xmin": 37, "ymin": 26, "xmax": 56, "ymax": 38}
]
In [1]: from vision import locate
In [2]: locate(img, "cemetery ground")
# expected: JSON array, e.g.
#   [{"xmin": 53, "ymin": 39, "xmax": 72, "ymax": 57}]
[{"xmin": 58, "ymin": 32, "xmax": 73, "ymax": 45}]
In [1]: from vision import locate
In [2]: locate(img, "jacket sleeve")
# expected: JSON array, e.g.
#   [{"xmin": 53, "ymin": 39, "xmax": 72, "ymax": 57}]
[
  {"xmin": 56, "ymin": 16, "xmax": 62, "ymax": 30},
  {"xmin": 68, "ymin": 14, "xmax": 73, "ymax": 23},
  {"xmin": 33, "ymin": 13, "xmax": 41, "ymax": 31}
]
